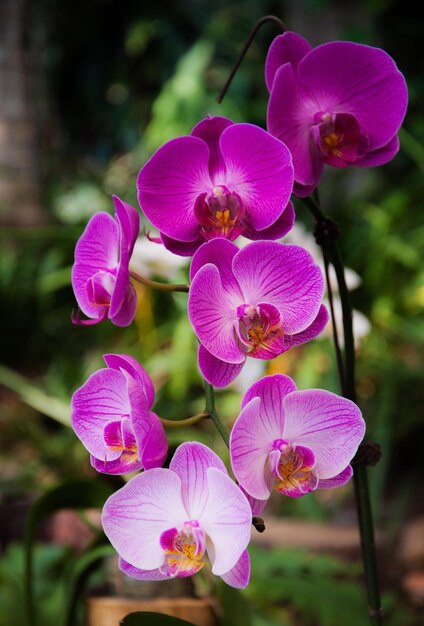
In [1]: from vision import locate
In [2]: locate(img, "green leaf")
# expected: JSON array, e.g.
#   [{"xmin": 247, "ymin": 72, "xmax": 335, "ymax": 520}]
[
  {"xmin": 120, "ymin": 612, "xmax": 198, "ymax": 626},
  {"xmin": 64, "ymin": 543, "xmax": 115, "ymax": 626},
  {"xmin": 24, "ymin": 479, "xmax": 115, "ymax": 626},
  {"xmin": 0, "ymin": 363, "xmax": 71, "ymax": 426}
]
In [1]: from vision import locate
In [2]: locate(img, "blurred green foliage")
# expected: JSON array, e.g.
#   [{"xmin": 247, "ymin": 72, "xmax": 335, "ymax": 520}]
[{"xmin": 0, "ymin": 0, "xmax": 423, "ymax": 624}]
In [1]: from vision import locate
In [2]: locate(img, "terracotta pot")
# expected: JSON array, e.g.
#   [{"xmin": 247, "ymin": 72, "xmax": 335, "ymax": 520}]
[{"xmin": 87, "ymin": 595, "xmax": 219, "ymax": 626}]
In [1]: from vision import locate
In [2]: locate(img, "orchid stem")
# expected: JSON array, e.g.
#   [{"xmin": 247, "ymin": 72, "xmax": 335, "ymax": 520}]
[
  {"xmin": 130, "ymin": 270, "xmax": 189, "ymax": 293},
  {"xmin": 216, "ymin": 15, "xmax": 288, "ymax": 103},
  {"xmin": 204, "ymin": 381, "xmax": 230, "ymax": 447},
  {"xmin": 302, "ymin": 193, "xmax": 383, "ymax": 625},
  {"xmin": 160, "ymin": 412, "xmax": 209, "ymax": 428}
]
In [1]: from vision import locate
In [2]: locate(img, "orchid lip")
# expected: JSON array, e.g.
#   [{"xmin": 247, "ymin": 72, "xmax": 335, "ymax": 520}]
[
  {"xmin": 159, "ymin": 520, "xmax": 206, "ymax": 578},
  {"xmin": 235, "ymin": 302, "xmax": 285, "ymax": 358},
  {"xmin": 194, "ymin": 185, "xmax": 246, "ymax": 241},
  {"xmin": 269, "ymin": 443, "xmax": 318, "ymax": 498}
]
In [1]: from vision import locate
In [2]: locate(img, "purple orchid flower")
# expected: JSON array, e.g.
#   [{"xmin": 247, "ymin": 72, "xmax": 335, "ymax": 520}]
[
  {"xmin": 102, "ymin": 442, "xmax": 252, "ymax": 588},
  {"xmin": 230, "ymin": 374, "xmax": 365, "ymax": 503},
  {"xmin": 188, "ymin": 238, "xmax": 328, "ymax": 387},
  {"xmin": 71, "ymin": 354, "xmax": 167, "ymax": 474},
  {"xmin": 137, "ymin": 116, "xmax": 295, "ymax": 256},
  {"xmin": 266, "ymin": 32, "xmax": 408, "ymax": 196},
  {"xmin": 72, "ymin": 195, "xmax": 140, "ymax": 326}
]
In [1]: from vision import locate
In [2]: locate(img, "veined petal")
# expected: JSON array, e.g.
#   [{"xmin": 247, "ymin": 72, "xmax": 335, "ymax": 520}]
[
  {"xmin": 72, "ymin": 212, "xmax": 119, "ymax": 318},
  {"xmin": 198, "ymin": 345, "xmax": 245, "ymax": 388},
  {"xmin": 233, "ymin": 242, "xmax": 324, "ymax": 334},
  {"xmin": 318, "ymin": 465, "xmax": 353, "ymax": 489},
  {"xmin": 102, "ymin": 468, "xmax": 187, "ymax": 571},
  {"xmin": 137, "ymin": 136, "xmax": 211, "ymax": 242},
  {"xmin": 161, "ymin": 232, "xmax": 204, "ymax": 257},
  {"xmin": 243, "ymin": 200, "xmax": 295, "ymax": 241},
  {"xmin": 103, "ymin": 354, "xmax": 155, "ymax": 408},
  {"xmin": 230, "ymin": 396, "xmax": 276, "ymax": 500},
  {"xmin": 110, "ymin": 197, "xmax": 139, "ymax": 319},
  {"xmin": 242, "ymin": 373, "xmax": 297, "ymax": 413},
  {"xmin": 220, "ymin": 123, "xmax": 294, "ymax": 231},
  {"xmin": 140, "ymin": 412, "xmax": 168, "ymax": 470},
  {"xmin": 201, "ymin": 468, "xmax": 251, "ymax": 576},
  {"xmin": 119, "ymin": 558, "xmax": 169, "ymax": 581},
  {"xmin": 71, "ymin": 368, "xmax": 129, "ymax": 460},
  {"xmin": 109, "ymin": 284, "xmax": 137, "ymax": 327},
  {"xmin": 190, "ymin": 238, "xmax": 243, "ymax": 302},
  {"xmin": 170, "ymin": 442, "xmax": 227, "ymax": 520},
  {"xmin": 267, "ymin": 63, "xmax": 323, "ymax": 189},
  {"xmin": 113, "ymin": 195, "xmax": 140, "ymax": 255},
  {"xmin": 188, "ymin": 264, "xmax": 245, "ymax": 364},
  {"xmin": 297, "ymin": 41, "xmax": 408, "ymax": 150},
  {"xmin": 191, "ymin": 116, "xmax": 234, "ymax": 182},
  {"xmin": 220, "ymin": 549, "xmax": 250, "ymax": 589},
  {"xmin": 355, "ymin": 135, "xmax": 400, "ymax": 167},
  {"xmin": 265, "ymin": 32, "xmax": 312, "ymax": 91},
  {"xmin": 282, "ymin": 390, "xmax": 365, "ymax": 479},
  {"xmin": 283, "ymin": 304, "xmax": 329, "ymax": 349}
]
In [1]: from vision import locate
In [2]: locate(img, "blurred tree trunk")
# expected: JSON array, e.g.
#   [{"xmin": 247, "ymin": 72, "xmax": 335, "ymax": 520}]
[{"xmin": 0, "ymin": 0, "xmax": 45, "ymax": 226}]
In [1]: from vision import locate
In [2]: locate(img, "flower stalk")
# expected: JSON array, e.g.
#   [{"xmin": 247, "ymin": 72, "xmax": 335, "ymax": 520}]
[
  {"xmin": 302, "ymin": 194, "xmax": 383, "ymax": 625},
  {"xmin": 130, "ymin": 270, "xmax": 189, "ymax": 293},
  {"xmin": 204, "ymin": 381, "xmax": 230, "ymax": 447}
]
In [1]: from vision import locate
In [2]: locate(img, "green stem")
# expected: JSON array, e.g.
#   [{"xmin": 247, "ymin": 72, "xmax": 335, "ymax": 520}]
[
  {"xmin": 160, "ymin": 412, "xmax": 209, "ymax": 428},
  {"xmin": 302, "ymin": 194, "xmax": 383, "ymax": 625},
  {"xmin": 204, "ymin": 381, "xmax": 230, "ymax": 446},
  {"xmin": 130, "ymin": 270, "xmax": 189, "ymax": 293}
]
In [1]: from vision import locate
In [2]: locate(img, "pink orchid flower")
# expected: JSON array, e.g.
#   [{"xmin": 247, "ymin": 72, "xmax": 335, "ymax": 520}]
[
  {"xmin": 102, "ymin": 442, "xmax": 252, "ymax": 588},
  {"xmin": 230, "ymin": 374, "xmax": 365, "ymax": 503},
  {"xmin": 71, "ymin": 354, "xmax": 167, "ymax": 474},
  {"xmin": 188, "ymin": 238, "xmax": 328, "ymax": 387},
  {"xmin": 137, "ymin": 116, "xmax": 295, "ymax": 255},
  {"xmin": 72, "ymin": 195, "xmax": 139, "ymax": 326},
  {"xmin": 266, "ymin": 32, "xmax": 408, "ymax": 196}
]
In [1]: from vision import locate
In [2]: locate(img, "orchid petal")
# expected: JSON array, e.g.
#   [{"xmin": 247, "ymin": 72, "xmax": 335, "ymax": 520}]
[
  {"xmin": 220, "ymin": 549, "xmax": 250, "ymax": 589},
  {"xmin": 103, "ymin": 353, "xmax": 155, "ymax": 407},
  {"xmin": 201, "ymin": 467, "xmax": 251, "ymax": 576},
  {"xmin": 233, "ymin": 242, "xmax": 324, "ymax": 334},
  {"xmin": 190, "ymin": 238, "xmax": 243, "ymax": 302},
  {"xmin": 161, "ymin": 232, "xmax": 204, "ymax": 257},
  {"xmin": 119, "ymin": 558, "xmax": 169, "ymax": 581},
  {"xmin": 297, "ymin": 41, "xmax": 408, "ymax": 151},
  {"xmin": 318, "ymin": 465, "xmax": 353, "ymax": 489},
  {"xmin": 243, "ymin": 200, "xmax": 295, "ymax": 241},
  {"xmin": 71, "ymin": 368, "xmax": 129, "ymax": 461},
  {"xmin": 102, "ymin": 468, "xmax": 187, "ymax": 571},
  {"xmin": 355, "ymin": 135, "xmax": 400, "ymax": 167},
  {"xmin": 265, "ymin": 32, "xmax": 312, "ymax": 91},
  {"xmin": 188, "ymin": 264, "xmax": 245, "ymax": 364},
  {"xmin": 230, "ymin": 396, "xmax": 276, "ymax": 500},
  {"xmin": 137, "ymin": 136, "xmax": 211, "ymax": 242},
  {"xmin": 198, "ymin": 345, "xmax": 245, "ymax": 388},
  {"xmin": 267, "ymin": 63, "xmax": 323, "ymax": 189},
  {"xmin": 220, "ymin": 123, "xmax": 294, "ymax": 231},
  {"xmin": 191, "ymin": 116, "xmax": 234, "ymax": 182},
  {"xmin": 284, "ymin": 304, "xmax": 329, "ymax": 349},
  {"xmin": 282, "ymin": 390, "xmax": 365, "ymax": 479},
  {"xmin": 140, "ymin": 412, "xmax": 168, "ymax": 470},
  {"xmin": 170, "ymin": 442, "xmax": 227, "ymax": 520}
]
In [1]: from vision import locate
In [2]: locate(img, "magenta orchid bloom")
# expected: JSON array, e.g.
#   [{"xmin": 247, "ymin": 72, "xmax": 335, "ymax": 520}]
[
  {"xmin": 102, "ymin": 442, "xmax": 252, "ymax": 588},
  {"xmin": 137, "ymin": 116, "xmax": 295, "ymax": 256},
  {"xmin": 72, "ymin": 195, "xmax": 139, "ymax": 326},
  {"xmin": 71, "ymin": 354, "xmax": 167, "ymax": 474},
  {"xmin": 266, "ymin": 32, "xmax": 408, "ymax": 196},
  {"xmin": 188, "ymin": 238, "xmax": 328, "ymax": 387},
  {"xmin": 230, "ymin": 374, "xmax": 365, "ymax": 502}
]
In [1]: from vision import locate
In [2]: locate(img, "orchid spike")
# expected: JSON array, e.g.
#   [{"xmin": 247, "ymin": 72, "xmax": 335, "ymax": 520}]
[
  {"xmin": 102, "ymin": 442, "xmax": 252, "ymax": 588},
  {"xmin": 71, "ymin": 354, "xmax": 167, "ymax": 474},
  {"xmin": 188, "ymin": 238, "xmax": 328, "ymax": 387},
  {"xmin": 266, "ymin": 32, "xmax": 408, "ymax": 196},
  {"xmin": 230, "ymin": 374, "xmax": 365, "ymax": 501},
  {"xmin": 72, "ymin": 195, "xmax": 139, "ymax": 326},
  {"xmin": 137, "ymin": 116, "xmax": 295, "ymax": 255}
]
